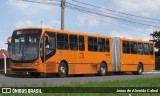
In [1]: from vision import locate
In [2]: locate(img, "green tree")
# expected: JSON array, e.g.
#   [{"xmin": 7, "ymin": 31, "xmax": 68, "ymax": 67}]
[{"xmin": 150, "ymin": 30, "xmax": 160, "ymax": 52}]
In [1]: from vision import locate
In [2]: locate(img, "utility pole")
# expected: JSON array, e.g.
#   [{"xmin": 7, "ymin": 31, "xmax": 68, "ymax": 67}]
[{"xmin": 61, "ymin": 0, "xmax": 66, "ymax": 30}]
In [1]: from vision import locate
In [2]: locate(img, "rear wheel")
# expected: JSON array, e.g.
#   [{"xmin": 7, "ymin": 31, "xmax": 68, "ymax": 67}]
[
  {"xmin": 133, "ymin": 63, "xmax": 143, "ymax": 75},
  {"xmin": 30, "ymin": 72, "xmax": 41, "ymax": 78},
  {"xmin": 58, "ymin": 62, "xmax": 68, "ymax": 78},
  {"xmin": 99, "ymin": 63, "xmax": 107, "ymax": 76}
]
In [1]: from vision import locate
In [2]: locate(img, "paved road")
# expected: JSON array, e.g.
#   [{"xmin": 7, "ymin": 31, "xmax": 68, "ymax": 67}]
[{"xmin": 0, "ymin": 73, "xmax": 160, "ymax": 87}]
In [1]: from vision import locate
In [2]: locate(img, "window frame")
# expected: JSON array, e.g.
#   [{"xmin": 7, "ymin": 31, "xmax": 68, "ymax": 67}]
[
  {"xmin": 144, "ymin": 43, "xmax": 150, "ymax": 55},
  {"xmin": 69, "ymin": 35, "xmax": 78, "ymax": 51},
  {"xmin": 122, "ymin": 41, "xmax": 131, "ymax": 54},
  {"xmin": 98, "ymin": 38, "xmax": 105, "ymax": 52},
  {"xmin": 88, "ymin": 37, "xmax": 98, "ymax": 52},
  {"xmin": 131, "ymin": 42, "xmax": 137, "ymax": 54},
  {"xmin": 79, "ymin": 36, "xmax": 85, "ymax": 51},
  {"xmin": 57, "ymin": 33, "xmax": 69, "ymax": 50},
  {"xmin": 105, "ymin": 38, "xmax": 110, "ymax": 52},
  {"xmin": 137, "ymin": 42, "xmax": 144, "ymax": 55},
  {"xmin": 149, "ymin": 44, "xmax": 154, "ymax": 55}
]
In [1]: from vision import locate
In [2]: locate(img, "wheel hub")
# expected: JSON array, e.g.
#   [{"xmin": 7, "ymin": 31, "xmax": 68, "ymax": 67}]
[
  {"xmin": 101, "ymin": 67, "xmax": 106, "ymax": 74},
  {"xmin": 139, "ymin": 67, "xmax": 142, "ymax": 73},
  {"xmin": 60, "ymin": 66, "xmax": 65, "ymax": 73}
]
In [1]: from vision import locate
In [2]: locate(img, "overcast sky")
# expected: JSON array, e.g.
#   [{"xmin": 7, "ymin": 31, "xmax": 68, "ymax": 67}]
[{"xmin": 0, "ymin": 0, "xmax": 160, "ymax": 49}]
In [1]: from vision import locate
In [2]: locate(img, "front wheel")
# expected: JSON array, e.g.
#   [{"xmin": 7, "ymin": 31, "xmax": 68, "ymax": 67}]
[
  {"xmin": 58, "ymin": 62, "xmax": 68, "ymax": 78},
  {"xmin": 99, "ymin": 63, "xmax": 107, "ymax": 76}
]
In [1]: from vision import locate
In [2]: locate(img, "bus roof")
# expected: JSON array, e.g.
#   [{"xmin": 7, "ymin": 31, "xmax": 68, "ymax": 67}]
[
  {"xmin": 14, "ymin": 27, "xmax": 111, "ymax": 38},
  {"xmin": 14, "ymin": 27, "xmax": 153, "ymax": 43},
  {"xmin": 120, "ymin": 37, "xmax": 153, "ymax": 44}
]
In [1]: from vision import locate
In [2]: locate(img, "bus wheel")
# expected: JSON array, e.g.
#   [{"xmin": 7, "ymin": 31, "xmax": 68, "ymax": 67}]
[
  {"xmin": 133, "ymin": 63, "xmax": 143, "ymax": 75},
  {"xmin": 99, "ymin": 63, "xmax": 107, "ymax": 76},
  {"xmin": 30, "ymin": 72, "xmax": 41, "ymax": 78},
  {"xmin": 58, "ymin": 62, "xmax": 68, "ymax": 78}
]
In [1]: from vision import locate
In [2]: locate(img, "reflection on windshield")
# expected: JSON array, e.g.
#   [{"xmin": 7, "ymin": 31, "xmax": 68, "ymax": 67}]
[{"xmin": 11, "ymin": 29, "xmax": 41, "ymax": 61}]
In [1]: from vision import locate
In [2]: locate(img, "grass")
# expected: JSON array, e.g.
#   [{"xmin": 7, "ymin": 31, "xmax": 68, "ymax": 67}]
[
  {"xmin": 1, "ymin": 77, "xmax": 160, "ymax": 96},
  {"xmin": 21, "ymin": 76, "xmax": 160, "ymax": 87}
]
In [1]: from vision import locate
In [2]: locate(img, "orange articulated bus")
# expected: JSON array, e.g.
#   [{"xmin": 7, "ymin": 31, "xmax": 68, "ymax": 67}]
[{"xmin": 9, "ymin": 28, "xmax": 155, "ymax": 77}]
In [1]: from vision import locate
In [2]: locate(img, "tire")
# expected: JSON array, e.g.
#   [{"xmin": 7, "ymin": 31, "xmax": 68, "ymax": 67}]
[
  {"xmin": 58, "ymin": 62, "xmax": 68, "ymax": 78},
  {"xmin": 99, "ymin": 63, "xmax": 107, "ymax": 76},
  {"xmin": 30, "ymin": 72, "xmax": 41, "ymax": 78},
  {"xmin": 133, "ymin": 63, "xmax": 143, "ymax": 75}
]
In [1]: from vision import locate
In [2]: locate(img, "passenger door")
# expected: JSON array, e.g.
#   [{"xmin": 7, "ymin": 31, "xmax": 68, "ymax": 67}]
[{"xmin": 44, "ymin": 32, "xmax": 56, "ymax": 73}]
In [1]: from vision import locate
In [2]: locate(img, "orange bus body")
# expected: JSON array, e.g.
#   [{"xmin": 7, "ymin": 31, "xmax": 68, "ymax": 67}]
[{"xmin": 9, "ymin": 28, "xmax": 155, "ymax": 77}]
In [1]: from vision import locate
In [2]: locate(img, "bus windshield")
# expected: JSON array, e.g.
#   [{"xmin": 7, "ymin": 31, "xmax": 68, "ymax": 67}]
[{"xmin": 10, "ymin": 29, "xmax": 42, "ymax": 62}]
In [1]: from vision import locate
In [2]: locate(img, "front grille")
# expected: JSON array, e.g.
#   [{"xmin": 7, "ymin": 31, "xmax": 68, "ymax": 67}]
[{"xmin": 13, "ymin": 63, "xmax": 33, "ymax": 67}]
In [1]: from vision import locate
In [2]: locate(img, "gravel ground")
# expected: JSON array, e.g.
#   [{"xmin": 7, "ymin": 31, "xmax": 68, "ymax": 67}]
[{"xmin": 0, "ymin": 72, "xmax": 160, "ymax": 87}]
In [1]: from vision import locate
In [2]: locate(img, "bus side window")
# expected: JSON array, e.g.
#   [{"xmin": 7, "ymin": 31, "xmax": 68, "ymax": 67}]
[
  {"xmin": 123, "ymin": 41, "xmax": 130, "ymax": 54},
  {"xmin": 106, "ymin": 39, "xmax": 110, "ymax": 52},
  {"xmin": 57, "ymin": 33, "xmax": 68, "ymax": 50},
  {"xmin": 144, "ymin": 43, "xmax": 150, "ymax": 55},
  {"xmin": 98, "ymin": 38, "xmax": 105, "ymax": 52},
  {"xmin": 149, "ymin": 44, "xmax": 154, "ymax": 55},
  {"xmin": 131, "ymin": 42, "xmax": 137, "ymax": 54},
  {"xmin": 138, "ymin": 43, "xmax": 144, "ymax": 54},
  {"xmin": 69, "ymin": 35, "xmax": 78, "ymax": 50},
  {"xmin": 88, "ymin": 37, "xmax": 98, "ymax": 51},
  {"xmin": 79, "ymin": 36, "xmax": 85, "ymax": 51}
]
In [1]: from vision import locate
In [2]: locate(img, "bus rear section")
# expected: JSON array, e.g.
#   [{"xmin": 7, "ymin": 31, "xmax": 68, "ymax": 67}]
[{"xmin": 112, "ymin": 37, "xmax": 155, "ymax": 74}]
